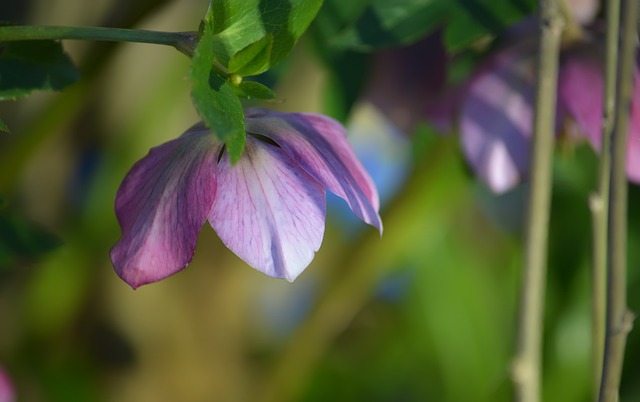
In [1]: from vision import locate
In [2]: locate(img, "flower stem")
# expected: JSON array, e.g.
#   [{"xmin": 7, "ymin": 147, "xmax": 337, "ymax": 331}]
[
  {"xmin": 589, "ymin": 0, "xmax": 620, "ymax": 399},
  {"xmin": 0, "ymin": 25, "xmax": 197, "ymax": 56},
  {"xmin": 511, "ymin": 1, "xmax": 564, "ymax": 402},
  {"xmin": 598, "ymin": 0, "xmax": 639, "ymax": 400}
]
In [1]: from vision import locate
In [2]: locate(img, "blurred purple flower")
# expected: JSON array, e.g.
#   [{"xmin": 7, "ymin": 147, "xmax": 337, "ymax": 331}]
[
  {"xmin": 111, "ymin": 108, "xmax": 382, "ymax": 288},
  {"xmin": 0, "ymin": 366, "xmax": 14, "ymax": 402},
  {"xmin": 457, "ymin": 40, "xmax": 547, "ymax": 193},
  {"xmin": 559, "ymin": 45, "xmax": 640, "ymax": 182},
  {"xmin": 434, "ymin": 33, "xmax": 640, "ymax": 193},
  {"xmin": 363, "ymin": 32, "xmax": 448, "ymax": 134}
]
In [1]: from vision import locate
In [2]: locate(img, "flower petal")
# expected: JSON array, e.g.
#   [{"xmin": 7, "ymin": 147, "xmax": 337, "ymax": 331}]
[
  {"xmin": 558, "ymin": 47, "xmax": 604, "ymax": 147},
  {"xmin": 460, "ymin": 44, "xmax": 538, "ymax": 193},
  {"xmin": 0, "ymin": 365, "xmax": 15, "ymax": 402},
  {"xmin": 628, "ymin": 67, "xmax": 640, "ymax": 182},
  {"xmin": 209, "ymin": 136, "xmax": 326, "ymax": 281},
  {"xmin": 245, "ymin": 109, "xmax": 383, "ymax": 232},
  {"xmin": 110, "ymin": 124, "xmax": 218, "ymax": 288},
  {"xmin": 559, "ymin": 48, "xmax": 640, "ymax": 182}
]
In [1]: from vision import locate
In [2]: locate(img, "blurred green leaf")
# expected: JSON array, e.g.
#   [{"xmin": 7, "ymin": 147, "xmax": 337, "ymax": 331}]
[
  {"xmin": 235, "ymin": 81, "xmax": 276, "ymax": 100},
  {"xmin": 205, "ymin": 0, "xmax": 323, "ymax": 69},
  {"xmin": 190, "ymin": 22, "xmax": 245, "ymax": 163},
  {"xmin": 228, "ymin": 34, "xmax": 274, "ymax": 76},
  {"xmin": 444, "ymin": 0, "xmax": 536, "ymax": 51},
  {"xmin": 329, "ymin": 0, "xmax": 448, "ymax": 50},
  {"xmin": 0, "ymin": 40, "xmax": 79, "ymax": 100},
  {"xmin": 0, "ymin": 118, "xmax": 8, "ymax": 133},
  {"xmin": 0, "ymin": 207, "xmax": 60, "ymax": 271},
  {"xmin": 319, "ymin": 0, "xmax": 535, "ymax": 51}
]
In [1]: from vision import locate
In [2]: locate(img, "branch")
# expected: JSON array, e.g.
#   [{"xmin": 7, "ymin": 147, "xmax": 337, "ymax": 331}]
[
  {"xmin": 598, "ymin": 0, "xmax": 639, "ymax": 400},
  {"xmin": 0, "ymin": 25, "xmax": 197, "ymax": 56},
  {"xmin": 589, "ymin": 0, "xmax": 620, "ymax": 398},
  {"xmin": 511, "ymin": 1, "xmax": 564, "ymax": 401}
]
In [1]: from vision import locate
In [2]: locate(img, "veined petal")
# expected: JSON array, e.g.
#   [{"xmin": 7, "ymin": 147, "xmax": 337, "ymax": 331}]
[
  {"xmin": 111, "ymin": 124, "xmax": 218, "ymax": 288},
  {"xmin": 460, "ymin": 44, "xmax": 538, "ymax": 193},
  {"xmin": 245, "ymin": 109, "xmax": 382, "ymax": 233},
  {"xmin": 209, "ymin": 136, "xmax": 326, "ymax": 281}
]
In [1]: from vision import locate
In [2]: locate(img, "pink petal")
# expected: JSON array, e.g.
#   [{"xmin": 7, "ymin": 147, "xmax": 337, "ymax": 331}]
[
  {"xmin": 627, "ymin": 65, "xmax": 640, "ymax": 182},
  {"xmin": 460, "ymin": 43, "xmax": 538, "ymax": 193},
  {"xmin": 0, "ymin": 366, "xmax": 15, "ymax": 402},
  {"xmin": 244, "ymin": 109, "xmax": 383, "ymax": 233},
  {"xmin": 110, "ymin": 124, "xmax": 218, "ymax": 288},
  {"xmin": 209, "ymin": 136, "xmax": 326, "ymax": 281},
  {"xmin": 559, "ymin": 47, "xmax": 640, "ymax": 182},
  {"xmin": 558, "ymin": 46, "xmax": 604, "ymax": 148}
]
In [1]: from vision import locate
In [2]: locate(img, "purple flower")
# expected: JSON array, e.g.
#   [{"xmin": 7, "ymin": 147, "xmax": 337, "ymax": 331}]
[
  {"xmin": 457, "ymin": 40, "xmax": 554, "ymax": 193},
  {"xmin": 0, "ymin": 366, "xmax": 14, "ymax": 402},
  {"xmin": 558, "ymin": 45, "xmax": 640, "ymax": 182},
  {"xmin": 111, "ymin": 108, "xmax": 382, "ymax": 288},
  {"xmin": 437, "ymin": 35, "xmax": 640, "ymax": 193}
]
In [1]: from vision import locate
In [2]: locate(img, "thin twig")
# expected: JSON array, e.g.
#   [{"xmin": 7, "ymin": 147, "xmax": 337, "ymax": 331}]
[
  {"xmin": 511, "ymin": 1, "xmax": 564, "ymax": 402},
  {"xmin": 0, "ymin": 25, "xmax": 197, "ymax": 56},
  {"xmin": 598, "ymin": 0, "xmax": 639, "ymax": 400},
  {"xmin": 589, "ymin": 0, "xmax": 620, "ymax": 399}
]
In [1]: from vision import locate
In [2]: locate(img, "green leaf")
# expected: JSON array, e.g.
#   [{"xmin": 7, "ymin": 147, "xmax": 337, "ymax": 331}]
[
  {"xmin": 327, "ymin": 0, "xmax": 448, "ymax": 50},
  {"xmin": 235, "ymin": 81, "xmax": 276, "ymax": 100},
  {"xmin": 319, "ymin": 0, "xmax": 535, "ymax": 51},
  {"xmin": 0, "ymin": 205, "xmax": 60, "ymax": 271},
  {"xmin": 190, "ymin": 22, "xmax": 245, "ymax": 163},
  {"xmin": 228, "ymin": 34, "xmax": 274, "ymax": 77},
  {"xmin": 0, "ymin": 118, "xmax": 8, "ymax": 133},
  {"xmin": 0, "ymin": 40, "xmax": 79, "ymax": 100},
  {"xmin": 205, "ymin": 0, "xmax": 323, "ymax": 70},
  {"xmin": 444, "ymin": 0, "xmax": 536, "ymax": 51}
]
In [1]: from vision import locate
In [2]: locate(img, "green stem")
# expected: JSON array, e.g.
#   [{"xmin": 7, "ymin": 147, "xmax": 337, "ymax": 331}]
[
  {"xmin": 511, "ymin": 1, "xmax": 564, "ymax": 402},
  {"xmin": 590, "ymin": 0, "xmax": 620, "ymax": 399},
  {"xmin": 0, "ymin": 25, "xmax": 197, "ymax": 56},
  {"xmin": 598, "ymin": 0, "xmax": 639, "ymax": 400}
]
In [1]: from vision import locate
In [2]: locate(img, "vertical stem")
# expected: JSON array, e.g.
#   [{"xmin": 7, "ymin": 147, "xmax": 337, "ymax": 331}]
[
  {"xmin": 511, "ymin": 2, "xmax": 564, "ymax": 402},
  {"xmin": 590, "ymin": 0, "xmax": 620, "ymax": 399},
  {"xmin": 599, "ymin": 0, "xmax": 639, "ymax": 401}
]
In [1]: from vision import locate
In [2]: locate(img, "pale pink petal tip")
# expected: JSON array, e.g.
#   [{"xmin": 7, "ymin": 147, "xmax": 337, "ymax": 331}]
[{"xmin": 0, "ymin": 366, "xmax": 15, "ymax": 402}]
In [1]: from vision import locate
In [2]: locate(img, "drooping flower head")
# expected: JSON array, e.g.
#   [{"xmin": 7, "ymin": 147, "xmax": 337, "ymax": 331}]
[{"xmin": 111, "ymin": 108, "xmax": 382, "ymax": 288}]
